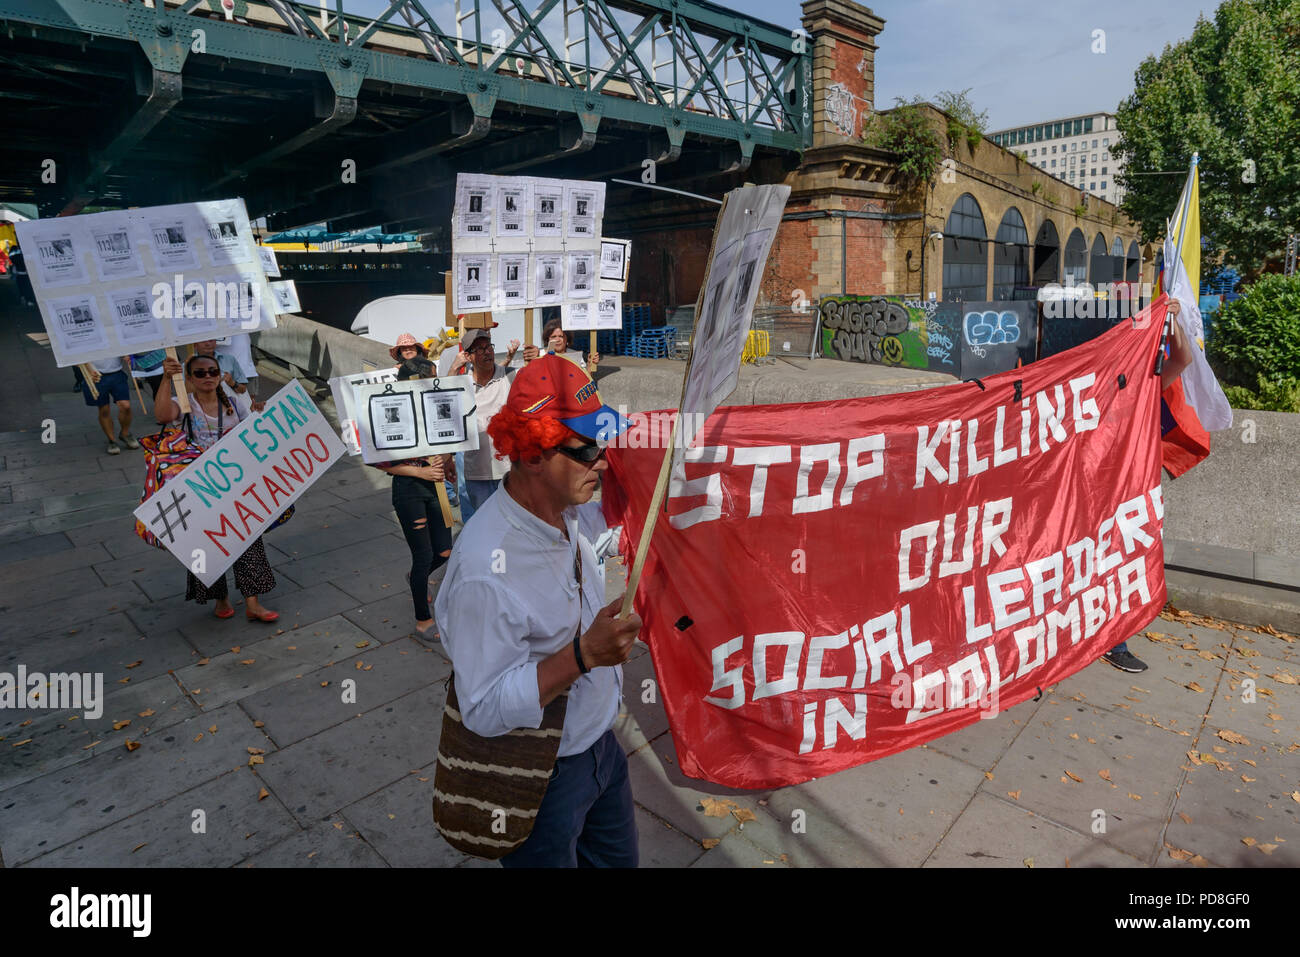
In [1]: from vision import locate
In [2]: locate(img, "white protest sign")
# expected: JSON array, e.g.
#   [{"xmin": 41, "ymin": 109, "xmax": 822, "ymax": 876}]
[
  {"xmin": 328, "ymin": 366, "xmax": 400, "ymax": 455},
  {"xmin": 133, "ymin": 379, "xmax": 346, "ymax": 586},
  {"xmin": 352, "ymin": 376, "xmax": 479, "ymax": 464},
  {"xmin": 17, "ymin": 198, "xmax": 278, "ymax": 368},
  {"xmin": 676, "ymin": 183, "xmax": 789, "ymax": 467}
]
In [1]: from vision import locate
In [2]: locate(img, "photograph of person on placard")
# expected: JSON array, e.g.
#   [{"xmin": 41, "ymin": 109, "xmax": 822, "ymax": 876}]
[
  {"xmin": 421, "ymin": 389, "xmax": 467, "ymax": 445},
  {"xmin": 369, "ymin": 391, "xmax": 417, "ymax": 450},
  {"xmin": 469, "ymin": 195, "xmax": 483, "ymax": 213}
]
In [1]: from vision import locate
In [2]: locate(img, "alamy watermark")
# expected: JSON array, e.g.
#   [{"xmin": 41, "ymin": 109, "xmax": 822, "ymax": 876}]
[
  {"xmin": 1, "ymin": 667, "xmax": 104, "ymax": 719},
  {"xmin": 1039, "ymin": 282, "xmax": 1155, "ymax": 322}
]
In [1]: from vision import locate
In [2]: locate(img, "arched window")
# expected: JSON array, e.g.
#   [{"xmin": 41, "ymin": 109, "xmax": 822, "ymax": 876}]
[
  {"xmin": 1111, "ymin": 236, "xmax": 1125, "ymax": 258},
  {"xmin": 1033, "ymin": 219, "xmax": 1060, "ymax": 285},
  {"xmin": 993, "ymin": 208, "xmax": 1029, "ymax": 299},
  {"xmin": 1064, "ymin": 228, "xmax": 1088, "ymax": 284},
  {"xmin": 1090, "ymin": 233, "xmax": 1110, "ymax": 283},
  {"xmin": 1126, "ymin": 240, "xmax": 1140, "ymax": 282},
  {"xmin": 943, "ymin": 193, "xmax": 987, "ymax": 302}
]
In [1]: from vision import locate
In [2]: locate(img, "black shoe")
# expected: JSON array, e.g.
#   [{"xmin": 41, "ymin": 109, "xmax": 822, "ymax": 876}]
[{"xmin": 1102, "ymin": 649, "xmax": 1148, "ymax": 673}]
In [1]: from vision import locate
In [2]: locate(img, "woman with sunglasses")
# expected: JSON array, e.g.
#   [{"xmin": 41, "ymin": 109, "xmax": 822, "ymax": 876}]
[
  {"xmin": 541, "ymin": 317, "xmax": 600, "ymax": 376},
  {"xmin": 155, "ymin": 353, "xmax": 280, "ymax": 623}
]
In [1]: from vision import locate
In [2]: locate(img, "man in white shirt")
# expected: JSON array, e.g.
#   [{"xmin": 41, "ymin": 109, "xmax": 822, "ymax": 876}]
[
  {"xmin": 434, "ymin": 354, "xmax": 640, "ymax": 867},
  {"xmin": 449, "ymin": 327, "xmax": 531, "ymax": 513}
]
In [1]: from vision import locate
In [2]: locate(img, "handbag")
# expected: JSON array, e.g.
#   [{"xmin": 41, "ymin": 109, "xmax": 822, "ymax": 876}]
[
  {"xmin": 431, "ymin": 545, "xmax": 585, "ymax": 859},
  {"xmin": 134, "ymin": 396, "xmax": 293, "ymax": 548}
]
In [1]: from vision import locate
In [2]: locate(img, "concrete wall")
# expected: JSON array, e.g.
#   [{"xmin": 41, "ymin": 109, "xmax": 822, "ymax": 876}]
[{"xmin": 253, "ymin": 311, "xmax": 394, "ymax": 381}]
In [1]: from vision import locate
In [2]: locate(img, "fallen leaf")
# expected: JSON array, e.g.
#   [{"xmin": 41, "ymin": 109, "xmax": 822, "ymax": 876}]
[
  {"xmin": 702, "ymin": 838, "xmax": 721, "ymax": 849},
  {"xmin": 1129, "ymin": 686, "xmax": 1151, "ymax": 693},
  {"xmin": 1007, "ymin": 790, "xmax": 1021, "ymax": 801},
  {"xmin": 1099, "ymin": 769, "xmax": 1112, "ymax": 781},
  {"xmin": 1168, "ymin": 846, "xmax": 1192, "ymax": 862},
  {"xmin": 1023, "ymin": 857, "xmax": 1034, "ymax": 868},
  {"xmin": 355, "ymin": 641, "xmax": 370, "ymax": 649},
  {"xmin": 1213, "ymin": 745, "xmax": 1227, "ymax": 753},
  {"xmin": 1186, "ymin": 681, "xmax": 1206, "ymax": 693},
  {"xmin": 208, "ymin": 725, "xmax": 217, "ymax": 734},
  {"xmin": 320, "ymin": 681, "xmax": 329, "ymax": 687},
  {"xmin": 1064, "ymin": 770, "xmax": 1082, "ymax": 783},
  {"xmin": 138, "ymin": 708, "xmax": 155, "ymax": 717},
  {"xmin": 1217, "ymin": 730, "xmax": 1250, "ymax": 746},
  {"xmin": 1128, "ymin": 792, "xmax": 1142, "ymax": 800},
  {"xmin": 125, "ymin": 660, "xmax": 142, "ymax": 669},
  {"xmin": 82, "ymin": 740, "xmax": 101, "ymax": 750},
  {"xmin": 118, "ymin": 678, "xmax": 130, "ymax": 684},
  {"xmin": 1241, "ymin": 774, "xmax": 1256, "ymax": 783},
  {"xmin": 254, "ymin": 720, "xmax": 264, "ymax": 728},
  {"xmin": 239, "ymin": 659, "xmax": 256, "ymax": 666},
  {"xmin": 247, "ymin": 747, "xmax": 265, "ymax": 755},
  {"xmin": 1181, "ymin": 642, "xmax": 1198, "ymax": 650},
  {"xmin": 257, "ymin": 787, "xmax": 269, "ymax": 801},
  {"xmin": 1292, "ymin": 792, "xmax": 1300, "ymax": 803},
  {"xmin": 1069, "ymin": 732, "xmax": 1079, "ymax": 740},
  {"xmin": 124, "ymin": 739, "xmax": 141, "ymax": 752},
  {"xmin": 733, "ymin": 808, "xmax": 757, "ymax": 824},
  {"xmin": 1268, "ymin": 671, "xmax": 1299, "ymax": 685},
  {"xmin": 230, "ymin": 646, "xmax": 241, "ymax": 654},
  {"xmin": 193, "ymin": 733, "xmax": 204, "ymax": 742},
  {"xmin": 1258, "ymin": 844, "xmax": 1277, "ymax": 855},
  {"xmin": 1178, "ymin": 812, "xmax": 1192, "ymax": 825},
  {"xmin": 248, "ymin": 755, "xmax": 264, "ymax": 766},
  {"xmin": 363, "ymin": 665, "xmax": 373, "ymax": 671},
  {"xmin": 1241, "ymin": 837, "xmax": 1257, "ymax": 847},
  {"xmin": 1243, "ymin": 759, "xmax": 1257, "ymax": 767},
  {"xmin": 197, "ymin": 658, "xmax": 210, "ymax": 666},
  {"xmin": 132, "ymin": 843, "xmax": 147, "ymax": 853},
  {"xmin": 355, "ymin": 661, "xmax": 363, "ymax": 670},
  {"xmin": 1268, "ymin": 713, "xmax": 1282, "ymax": 721},
  {"xmin": 699, "ymin": 797, "xmax": 737, "ymax": 818},
  {"xmin": 112, "ymin": 719, "xmax": 130, "ymax": 731},
  {"xmin": 984, "ymin": 771, "xmax": 994, "ymax": 780},
  {"xmin": 1238, "ymin": 648, "xmax": 1260, "ymax": 657}
]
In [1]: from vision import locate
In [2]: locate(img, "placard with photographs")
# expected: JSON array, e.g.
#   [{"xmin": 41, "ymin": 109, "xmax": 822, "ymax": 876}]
[
  {"xmin": 535, "ymin": 253, "xmax": 564, "ymax": 304},
  {"xmin": 257, "ymin": 245, "xmax": 281, "ymax": 277},
  {"xmin": 566, "ymin": 250, "xmax": 596, "ymax": 299},
  {"xmin": 15, "ymin": 197, "xmax": 278, "ymax": 368},
  {"xmin": 495, "ymin": 181, "xmax": 529, "ymax": 239},
  {"xmin": 454, "ymin": 253, "xmax": 491, "ymax": 312},
  {"xmin": 497, "ymin": 253, "xmax": 529, "ymax": 308},
  {"xmin": 455, "ymin": 175, "xmax": 494, "ymax": 240},
  {"xmin": 350, "ymin": 375, "xmax": 480, "ymax": 464},
  {"xmin": 599, "ymin": 237, "xmax": 631, "ymax": 290}
]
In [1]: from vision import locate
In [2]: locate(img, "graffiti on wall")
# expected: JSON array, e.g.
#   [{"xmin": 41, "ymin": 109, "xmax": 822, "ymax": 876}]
[
  {"xmin": 818, "ymin": 295, "xmax": 955, "ymax": 372},
  {"xmin": 824, "ymin": 83, "xmax": 858, "ymax": 138},
  {"xmin": 819, "ymin": 296, "xmax": 1037, "ymax": 379}
]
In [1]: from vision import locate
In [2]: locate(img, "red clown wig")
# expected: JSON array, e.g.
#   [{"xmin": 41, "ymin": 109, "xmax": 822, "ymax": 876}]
[{"xmin": 487, "ymin": 404, "xmax": 577, "ymax": 462}]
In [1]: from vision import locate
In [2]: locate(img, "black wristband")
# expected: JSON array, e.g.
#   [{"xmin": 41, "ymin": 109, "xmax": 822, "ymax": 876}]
[{"xmin": 573, "ymin": 634, "xmax": 590, "ymax": 675}]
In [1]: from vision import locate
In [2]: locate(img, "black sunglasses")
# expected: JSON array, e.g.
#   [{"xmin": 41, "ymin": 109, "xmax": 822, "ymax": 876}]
[
  {"xmin": 553, "ymin": 441, "xmax": 606, "ymax": 464},
  {"xmin": 190, "ymin": 368, "xmax": 221, "ymax": 378}
]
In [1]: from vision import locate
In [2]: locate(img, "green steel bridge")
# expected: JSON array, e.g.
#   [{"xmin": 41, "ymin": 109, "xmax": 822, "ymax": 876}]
[{"xmin": 0, "ymin": 0, "xmax": 811, "ymax": 234}]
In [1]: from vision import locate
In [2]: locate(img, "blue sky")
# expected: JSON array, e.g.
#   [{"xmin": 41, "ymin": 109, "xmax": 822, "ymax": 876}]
[{"xmin": 331, "ymin": 0, "xmax": 1217, "ymax": 129}]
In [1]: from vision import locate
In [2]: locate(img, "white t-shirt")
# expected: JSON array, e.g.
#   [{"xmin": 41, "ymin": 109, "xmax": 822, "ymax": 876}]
[
  {"xmin": 461, "ymin": 360, "xmax": 518, "ymax": 481},
  {"xmin": 89, "ymin": 357, "xmax": 126, "ymax": 375},
  {"xmin": 169, "ymin": 383, "xmax": 251, "ymax": 450}
]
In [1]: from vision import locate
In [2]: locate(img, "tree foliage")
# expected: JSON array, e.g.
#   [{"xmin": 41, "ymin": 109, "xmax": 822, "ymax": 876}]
[
  {"xmin": 1113, "ymin": 0, "xmax": 1300, "ymax": 277},
  {"xmin": 1208, "ymin": 272, "xmax": 1300, "ymax": 386}
]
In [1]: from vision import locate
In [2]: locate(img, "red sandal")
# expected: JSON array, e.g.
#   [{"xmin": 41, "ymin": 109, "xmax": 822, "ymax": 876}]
[
  {"xmin": 245, "ymin": 609, "xmax": 279, "ymax": 623},
  {"xmin": 215, "ymin": 606, "xmax": 235, "ymax": 619}
]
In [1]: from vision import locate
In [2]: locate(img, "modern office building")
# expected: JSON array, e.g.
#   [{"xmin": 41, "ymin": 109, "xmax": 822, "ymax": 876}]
[{"xmin": 989, "ymin": 113, "xmax": 1124, "ymax": 206}]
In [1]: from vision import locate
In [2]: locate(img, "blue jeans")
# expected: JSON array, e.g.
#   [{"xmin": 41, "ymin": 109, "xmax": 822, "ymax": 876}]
[
  {"xmin": 499, "ymin": 729, "xmax": 638, "ymax": 868},
  {"xmin": 1111, "ymin": 641, "xmax": 1129, "ymax": 654},
  {"xmin": 449, "ymin": 451, "xmax": 474, "ymax": 522},
  {"xmin": 464, "ymin": 478, "xmax": 501, "ymax": 513}
]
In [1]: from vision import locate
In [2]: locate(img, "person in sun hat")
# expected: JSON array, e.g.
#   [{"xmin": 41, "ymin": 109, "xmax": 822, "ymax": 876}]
[
  {"xmin": 433, "ymin": 354, "xmax": 641, "ymax": 867},
  {"xmin": 389, "ymin": 331, "xmax": 428, "ymax": 365}
]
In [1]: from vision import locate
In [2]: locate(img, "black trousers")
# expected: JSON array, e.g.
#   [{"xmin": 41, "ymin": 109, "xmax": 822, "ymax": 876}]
[{"xmin": 392, "ymin": 475, "xmax": 453, "ymax": 621}]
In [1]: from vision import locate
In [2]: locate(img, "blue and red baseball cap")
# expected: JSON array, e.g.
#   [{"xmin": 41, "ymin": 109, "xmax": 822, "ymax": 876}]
[{"xmin": 506, "ymin": 354, "xmax": 629, "ymax": 441}]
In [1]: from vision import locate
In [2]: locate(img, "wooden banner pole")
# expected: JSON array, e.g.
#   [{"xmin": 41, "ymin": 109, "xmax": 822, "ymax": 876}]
[
  {"xmin": 129, "ymin": 367, "xmax": 148, "ymax": 414},
  {"xmin": 525, "ymin": 307, "xmax": 536, "ymax": 357},
  {"xmin": 589, "ymin": 330, "xmax": 597, "ymax": 361},
  {"xmin": 165, "ymin": 346, "xmax": 191, "ymax": 415},
  {"xmin": 434, "ymin": 479, "xmax": 454, "ymax": 528},
  {"xmin": 79, "ymin": 364, "xmax": 99, "ymax": 400}
]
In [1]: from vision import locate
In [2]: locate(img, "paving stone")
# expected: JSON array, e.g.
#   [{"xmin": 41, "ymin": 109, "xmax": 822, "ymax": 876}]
[
  {"xmin": 90, "ymin": 548, "xmax": 178, "ymax": 587},
  {"xmin": 342, "ymin": 592, "xmax": 429, "ymax": 643},
  {"xmin": 612, "ymin": 650, "xmax": 670, "ymax": 756},
  {"xmin": 237, "ymin": 816, "xmax": 389, "ymax": 867},
  {"xmin": 925, "ymin": 791, "xmax": 1144, "ymax": 867},
  {"xmin": 924, "ymin": 697, "xmax": 1040, "ymax": 770},
  {"xmin": 0, "ymin": 531, "xmax": 72, "ymax": 567},
  {"xmin": 0, "ymin": 462, "xmax": 107, "ymax": 486},
  {"xmin": 635, "ymin": 806, "xmax": 705, "ymax": 867},
  {"xmin": 689, "ymin": 828, "xmax": 792, "ymax": 868},
  {"xmin": 26, "ymin": 768, "xmax": 300, "ymax": 868},
  {"xmin": 31, "ymin": 502, "xmax": 146, "ymax": 538},
  {"xmin": 0, "ymin": 702, "xmax": 266, "ymax": 865},
  {"xmin": 253, "ymin": 685, "xmax": 444, "ymax": 826},
  {"xmin": 0, "ymin": 500, "xmax": 43, "ymax": 523},
  {"xmin": 0, "ymin": 544, "xmax": 108, "ymax": 586},
  {"xmin": 625, "ymin": 738, "xmax": 769, "ymax": 845},
  {"xmin": 332, "ymin": 489, "xmax": 400, "ymax": 519},
  {"xmin": 242, "ymin": 633, "xmax": 449, "ymax": 747},
  {"xmin": 9, "ymin": 468, "xmax": 133, "ymax": 501},
  {"xmin": 982, "ymin": 696, "xmax": 1187, "ymax": 864},
  {"xmin": 1161, "ymin": 753, "xmax": 1299, "ymax": 868},
  {"xmin": 1203, "ymin": 675, "xmax": 1300, "ymax": 748},
  {"xmin": 1231, "ymin": 627, "xmax": 1299, "ymax": 667},
  {"xmin": 1, "ymin": 581, "xmax": 147, "ymax": 635},
  {"xmin": 0, "ymin": 565, "xmax": 105, "ymax": 611},
  {"xmin": 4, "ymin": 613, "xmax": 179, "ymax": 675},
  {"xmin": 41, "ymin": 484, "xmax": 144, "ymax": 517},
  {"xmin": 174, "ymin": 615, "xmax": 414, "ymax": 711},
  {"xmin": 341, "ymin": 763, "xmax": 469, "ymax": 868},
  {"xmin": 764, "ymin": 745, "xmax": 990, "ymax": 867},
  {"xmin": 270, "ymin": 513, "xmax": 396, "ymax": 558},
  {"xmin": 325, "ymin": 555, "xmax": 417, "ymax": 605},
  {"xmin": 275, "ymin": 532, "xmax": 408, "ymax": 590}
]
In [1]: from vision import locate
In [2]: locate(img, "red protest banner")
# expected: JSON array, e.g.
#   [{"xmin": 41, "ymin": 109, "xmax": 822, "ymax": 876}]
[{"xmin": 602, "ymin": 299, "xmax": 1171, "ymax": 790}]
